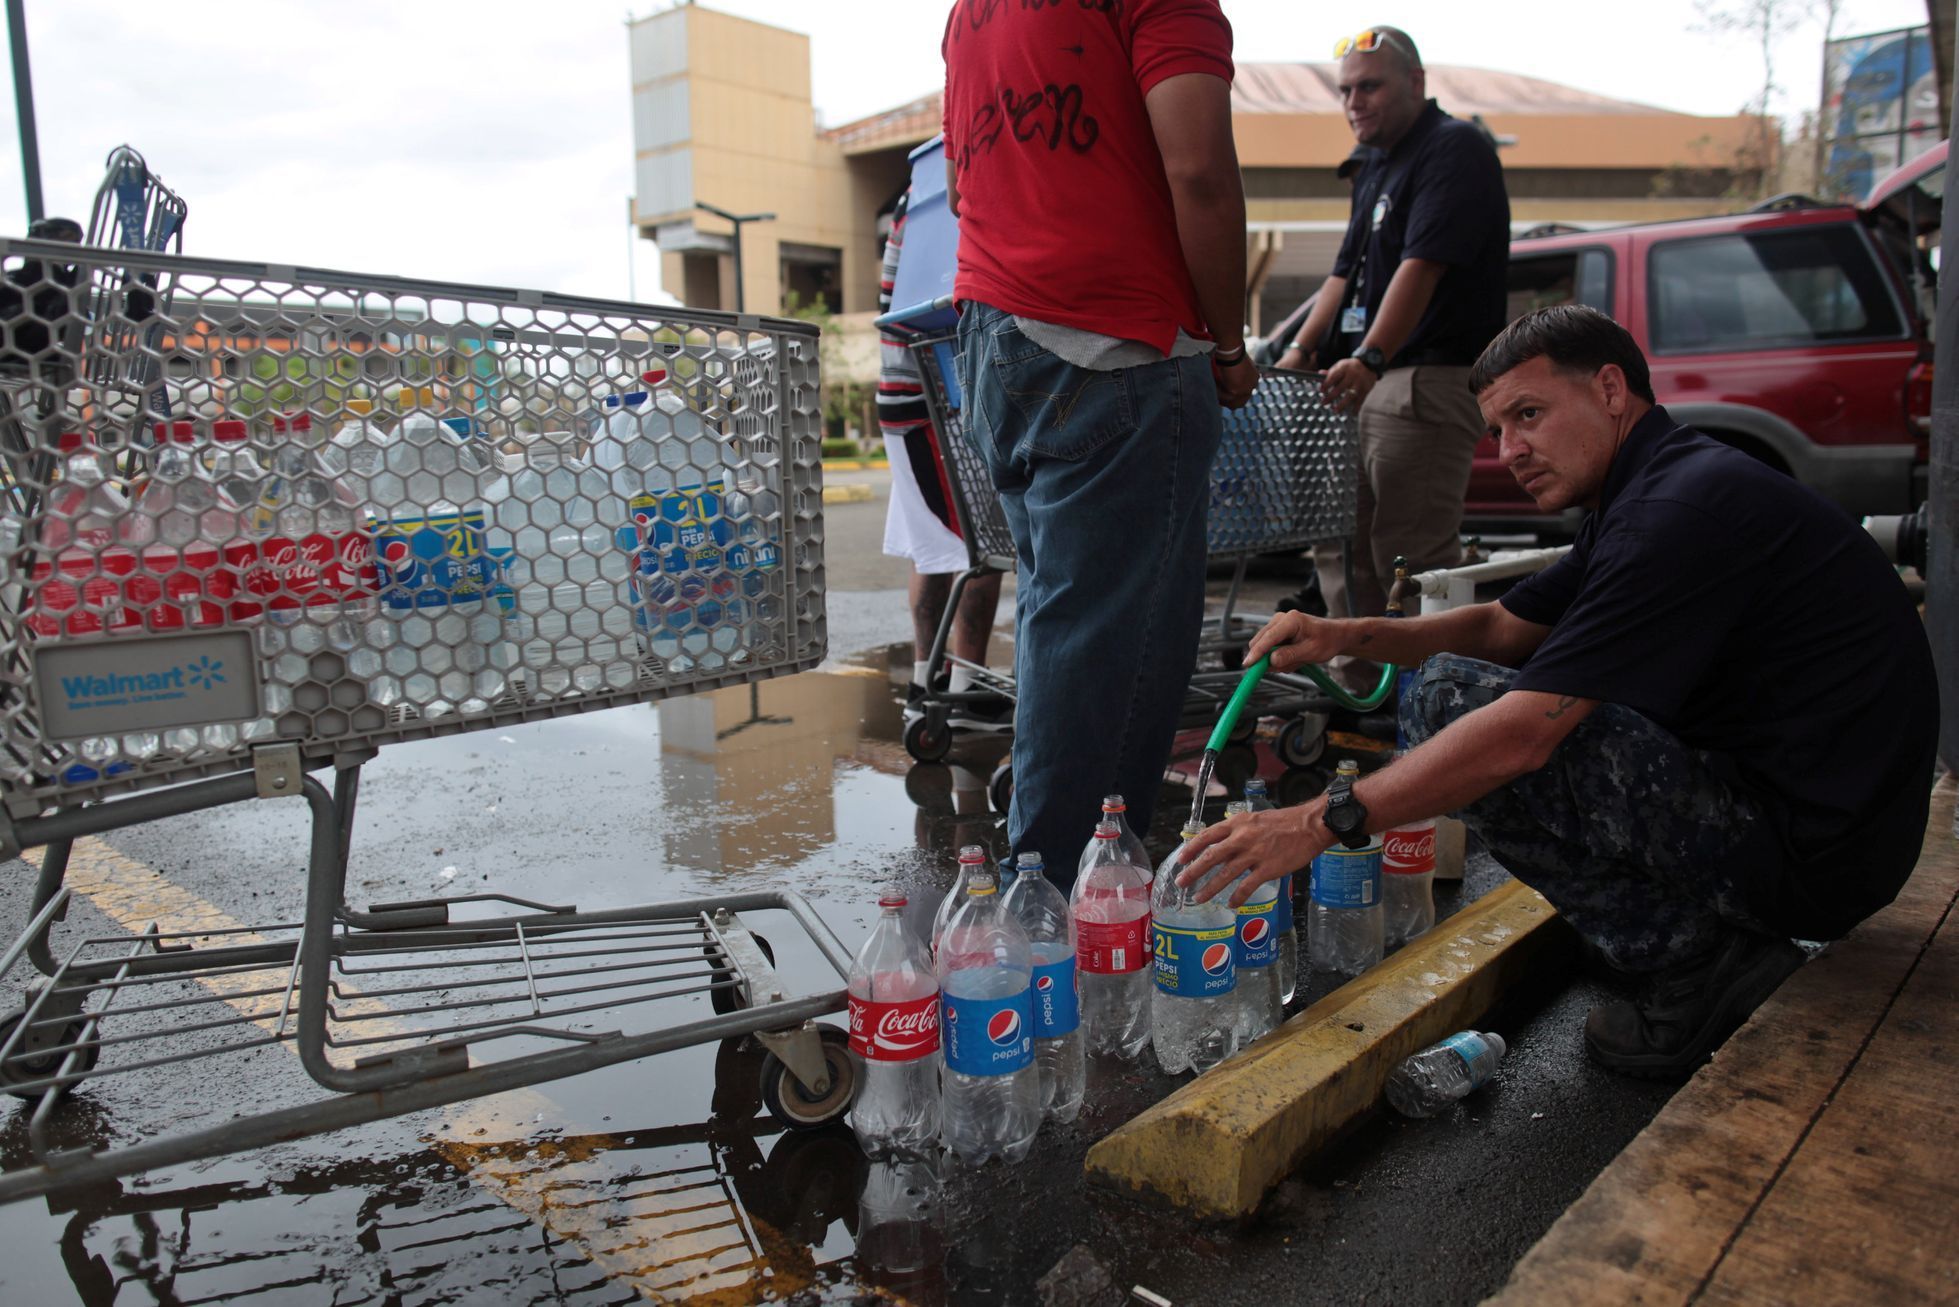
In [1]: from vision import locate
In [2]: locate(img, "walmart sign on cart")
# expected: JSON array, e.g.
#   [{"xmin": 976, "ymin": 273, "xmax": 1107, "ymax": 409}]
[{"xmin": 34, "ymin": 630, "xmax": 262, "ymax": 740}]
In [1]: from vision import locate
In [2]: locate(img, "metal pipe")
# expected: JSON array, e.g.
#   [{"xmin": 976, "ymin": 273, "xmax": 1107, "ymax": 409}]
[
  {"xmin": 6, "ymin": 0, "xmax": 41, "ymax": 225},
  {"xmin": 1412, "ymin": 546, "xmax": 1572, "ymax": 595},
  {"xmin": 1931, "ymin": 33, "xmax": 1959, "ymax": 771}
]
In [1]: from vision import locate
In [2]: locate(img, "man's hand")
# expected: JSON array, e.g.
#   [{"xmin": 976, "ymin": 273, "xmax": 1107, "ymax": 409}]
[
  {"xmin": 1322, "ymin": 356, "xmax": 1378, "ymax": 413},
  {"xmin": 1246, "ymin": 610, "xmax": 1352, "ymax": 673},
  {"xmin": 1213, "ymin": 352, "xmax": 1259, "ymax": 409},
  {"xmin": 1173, "ymin": 804, "xmax": 1329, "ymax": 908},
  {"xmin": 1276, "ymin": 345, "xmax": 1311, "ymax": 372}
]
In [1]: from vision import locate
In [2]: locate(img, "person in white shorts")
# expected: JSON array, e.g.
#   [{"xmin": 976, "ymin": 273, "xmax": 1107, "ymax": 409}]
[{"xmin": 878, "ymin": 190, "xmax": 1005, "ymax": 731}]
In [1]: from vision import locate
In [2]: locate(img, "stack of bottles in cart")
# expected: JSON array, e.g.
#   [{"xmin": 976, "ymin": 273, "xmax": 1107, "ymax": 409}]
[
  {"xmin": 8, "ymin": 378, "xmax": 784, "ymax": 786},
  {"xmin": 847, "ymin": 770, "xmax": 1455, "ymax": 1161}
]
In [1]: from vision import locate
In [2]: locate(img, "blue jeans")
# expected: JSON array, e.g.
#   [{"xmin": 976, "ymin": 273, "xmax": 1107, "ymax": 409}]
[
  {"xmin": 1401, "ymin": 655, "xmax": 1784, "ymax": 971},
  {"xmin": 957, "ymin": 302, "xmax": 1223, "ymax": 883}
]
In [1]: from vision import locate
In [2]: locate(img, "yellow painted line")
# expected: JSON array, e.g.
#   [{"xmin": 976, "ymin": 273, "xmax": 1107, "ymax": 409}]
[
  {"xmin": 821, "ymin": 482, "xmax": 875, "ymax": 505},
  {"xmin": 25, "ymin": 836, "xmax": 814, "ymax": 1303},
  {"xmin": 819, "ymin": 459, "xmax": 888, "ymax": 471},
  {"xmin": 1084, "ymin": 879, "xmax": 1575, "ymax": 1219}
]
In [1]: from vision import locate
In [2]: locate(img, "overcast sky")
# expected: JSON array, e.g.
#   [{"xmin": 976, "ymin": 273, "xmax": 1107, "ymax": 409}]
[{"xmin": 0, "ymin": 0, "xmax": 1934, "ymax": 305}]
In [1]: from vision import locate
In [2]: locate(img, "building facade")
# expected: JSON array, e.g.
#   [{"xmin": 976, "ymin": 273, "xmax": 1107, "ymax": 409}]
[{"xmin": 630, "ymin": 3, "xmax": 1767, "ymax": 337}]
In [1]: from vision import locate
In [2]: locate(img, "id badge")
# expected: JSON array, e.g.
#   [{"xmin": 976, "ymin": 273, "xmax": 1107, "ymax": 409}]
[{"xmin": 1340, "ymin": 305, "xmax": 1369, "ymax": 335}]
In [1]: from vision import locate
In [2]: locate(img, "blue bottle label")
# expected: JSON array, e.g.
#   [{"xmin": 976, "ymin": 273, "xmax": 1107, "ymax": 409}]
[
  {"xmin": 374, "ymin": 509, "xmax": 513, "ymax": 614},
  {"xmin": 1275, "ymin": 874, "xmax": 1294, "ymax": 933},
  {"xmin": 1031, "ymin": 957, "xmax": 1079, "ymax": 1037},
  {"xmin": 1233, "ymin": 897, "xmax": 1280, "ymax": 968},
  {"xmin": 1441, "ymin": 1031, "xmax": 1493, "ymax": 1084},
  {"xmin": 942, "ymin": 987, "xmax": 1034, "ymax": 1076},
  {"xmin": 1311, "ymin": 845, "xmax": 1382, "ymax": 910},
  {"xmin": 1152, "ymin": 921, "xmax": 1236, "ymax": 997}
]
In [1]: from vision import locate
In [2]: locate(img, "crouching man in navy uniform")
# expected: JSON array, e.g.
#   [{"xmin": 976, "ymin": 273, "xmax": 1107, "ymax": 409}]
[{"xmin": 1176, "ymin": 305, "xmax": 1938, "ymax": 1078}]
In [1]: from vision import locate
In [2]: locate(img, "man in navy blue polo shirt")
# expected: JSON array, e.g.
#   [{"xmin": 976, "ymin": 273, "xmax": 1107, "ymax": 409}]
[
  {"xmin": 1279, "ymin": 25, "xmax": 1510, "ymax": 628},
  {"xmin": 1176, "ymin": 305, "xmax": 1938, "ymax": 1078}
]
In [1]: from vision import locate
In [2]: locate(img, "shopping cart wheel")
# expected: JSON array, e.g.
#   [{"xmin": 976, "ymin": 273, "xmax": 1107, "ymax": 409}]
[
  {"xmin": 0, "ymin": 1003, "xmax": 99, "ymax": 1100},
  {"xmin": 1276, "ymin": 716, "xmax": 1328, "ymax": 769},
  {"xmin": 707, "ymin": 933, "xmax": 776, "ymax": 1016},
  {"xmin": 904, "ymin": 715, "xmax": 953, "ymax": 763},
  {"xmin": 1226, "ymin": 711, "xmax": 1258, "ymax": 745},
  {"xmin": 759, "ymin": 1025, "xmax": 855, "ymax": 1130},
  {"xmin": 988, "ymin": 760, "xmax": 1014, "ymax": 814}
]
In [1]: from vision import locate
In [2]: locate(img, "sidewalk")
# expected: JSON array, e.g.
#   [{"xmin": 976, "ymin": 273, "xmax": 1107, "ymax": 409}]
[{"xmin": 1491, "ymin": 775, "xmax": 1958, "ymax": 1305}]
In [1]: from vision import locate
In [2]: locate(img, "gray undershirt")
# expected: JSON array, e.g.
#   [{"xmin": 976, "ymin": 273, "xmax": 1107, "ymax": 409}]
[{"xmin": 1015, "ymin": 317, "xmax": 1213, "ymax": 371}]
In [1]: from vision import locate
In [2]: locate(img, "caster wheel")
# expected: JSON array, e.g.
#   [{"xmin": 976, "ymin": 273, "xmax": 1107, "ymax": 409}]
[
  {"xmin": 707, "ymin": 933, "xmax": 776, "ymax": 1016},
  {"xmin": 904, "ymin": 715, "xmax": 952, "ymax": 763},
  {"xmin": 759, "ymin": 1025, "xmax": 856, "ymax": 1130},
  {"xmin": 987, "ymin": 760, "xmax": 1014, "ymax": 814},
  {"xmin": 1276, "ymin": 716, "xmax": 1328, "ymax": 769},
  {"xmin": 0, "ymin": 1002, "xmax": 99, "ymax": 1100}
]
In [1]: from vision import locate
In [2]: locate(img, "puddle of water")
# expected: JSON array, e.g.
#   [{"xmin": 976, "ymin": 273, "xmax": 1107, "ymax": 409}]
[{"xmin": 0, "ymin": 646, "xmax": 1496, "ymax": 1305}]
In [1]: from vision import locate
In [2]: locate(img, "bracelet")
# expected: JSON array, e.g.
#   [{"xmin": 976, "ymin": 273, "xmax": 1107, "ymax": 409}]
[{"xmin": 1213, "ymin": 344, "xmax": 1247, "ymax": 365}]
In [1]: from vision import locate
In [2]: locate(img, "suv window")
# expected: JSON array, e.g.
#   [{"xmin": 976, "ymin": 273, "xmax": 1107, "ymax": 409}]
[
  {"xmin": 1506, "ymin": 248, "xmax": 1612, "ymax": 320},
  {"xmin": 1649, "ymin": 224, "xmax": 1904, "ymax": 352}
]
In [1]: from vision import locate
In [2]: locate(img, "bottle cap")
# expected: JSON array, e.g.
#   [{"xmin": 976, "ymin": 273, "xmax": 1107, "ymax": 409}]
[
  {"xmin": 212, "ymin": 420, "xmax": 249, "ymax": 443},
  {"xmin": 1225, "ymin": 801, "xmax": 1250, "ymax": 817},
  {"xmin": 641, "ymin": 367, "xmax": 668, "ymax": 386},
  {"xmin": 1094, "ymin": 820, "xmax": 1118, "ymax": 840},
  {"xmin": 957, "ymin": 844, "xmax": 987, "ymax": 866},
  {"xmin": 272, "ymin": 412, "xmax": 312, "ymax": 434},
  {"xmin": 877, "ymin": 886, "xmax": 907, "ymax": 909},
  {"xmin": 1101, "ymin": 794, "xmax": 1127, "ymax": 812},
  {"xmin": 1335, "ymin": 758, "xmax": 1360, "ymax": 777},
  {"xmin": 1016, "ymin": 852, "xmax": 1043, "ymax": 870},
  {"xmin": 152, "ymin": 421, "xmax": 195, "ymax": 444},
  {"xmin": 346, "ymin": 398, "xmax": 374, "ymax": 416},
  {"xmin": 1180, "ymin": 820, "xmax": 1205, "ymax": 841},
  {"xmin": 440, "ymin": 417, "xmax": 474, "ymax": 438},
  {"xmin": 56, "ymin": 431, "xmax": 86, "ymax": 453},
  {"xmin": 396, "ymin": 385, "xmax": 436, "ymax": 409},
  {"xmin": 1481, "ymin": 1032, "xmax": 1507, "ymax": 1060},
  {"xmin": 1244, "ymin": 778, "xmax": 1268, "ymax": 796}
]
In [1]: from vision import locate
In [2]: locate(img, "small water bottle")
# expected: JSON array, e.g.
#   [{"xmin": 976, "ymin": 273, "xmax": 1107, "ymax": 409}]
[
  {"xmin": 1309, "ymin": 761, "xmax": 1383, "ymax": 976},
  {"xmin": 1385, "ymin": 1031, "xmax": 1508, "ymax": 1118},
  {"xmin": 1243, "ymin": 778, "xmax": 1298, "ymax": 1003},
  {"xmin": 1002, "ymin": 851, "xmax": 1085, "ymax": 1124}
]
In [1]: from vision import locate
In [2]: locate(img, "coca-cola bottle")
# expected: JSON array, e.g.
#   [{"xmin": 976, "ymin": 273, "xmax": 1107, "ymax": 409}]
[
  {"xmin": 1383, "ymin": 805, "xmax": 1437, "ymax": 950},
  {"xmin": 847, "ymin": 886, "xmax": 942, "ymax": 1158}
]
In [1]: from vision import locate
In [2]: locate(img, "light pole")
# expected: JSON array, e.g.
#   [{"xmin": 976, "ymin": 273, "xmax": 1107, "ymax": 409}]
[{"xmin": 696, "ymin": 202, "xmax": 775, "ymax": 313}]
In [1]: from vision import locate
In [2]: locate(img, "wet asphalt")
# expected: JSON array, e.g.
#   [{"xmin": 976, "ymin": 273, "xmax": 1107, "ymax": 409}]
[{"xmin": 0, "ymin": 475, "xmax": 1675, "ymax": 1306}]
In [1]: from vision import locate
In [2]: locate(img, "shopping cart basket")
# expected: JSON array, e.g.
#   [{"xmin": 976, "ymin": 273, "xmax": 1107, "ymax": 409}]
[{"xmin": 0, "ymin": 238, "xmax": 853, "ymax": 1204}]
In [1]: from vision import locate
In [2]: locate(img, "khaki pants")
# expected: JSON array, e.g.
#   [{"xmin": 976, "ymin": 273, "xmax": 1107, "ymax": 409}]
[{"xmin": 1314, "ymin": 364, "xmax": 1484, "ymax": 621}]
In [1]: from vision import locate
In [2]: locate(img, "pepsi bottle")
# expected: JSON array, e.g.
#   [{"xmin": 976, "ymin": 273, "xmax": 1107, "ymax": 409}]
[
  {"xmin": 1222, "ymin": 801, "xmax": 1284, "ymax": 1046},
  {"xmin": 1243, "ymin": 778, "xmax": 1298, "ymax": 1003},
  {"xmin": 936, "ymin": 852, "xmax": 1041, "ymax": 1165},
  {"xmin": 1070, "ymin": 817, "xmax": 1153, "ymax": 1060},
  {"xmin": 1002, "ymin": 851, "xmax": 1085, "ymax": 1123},
  {"xmin": 1150, "ymin": 821, "xmax": 1238, "ymax": 1075},
  {"xmin": 846, "ymin": 887, "xmax": 942, "ymax": 1158}
]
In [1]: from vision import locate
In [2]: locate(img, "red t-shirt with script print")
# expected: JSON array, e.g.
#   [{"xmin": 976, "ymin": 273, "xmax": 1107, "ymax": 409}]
[{"xmin": 942, "ymin": 0, "xmax": 1234, "ymax": 355}]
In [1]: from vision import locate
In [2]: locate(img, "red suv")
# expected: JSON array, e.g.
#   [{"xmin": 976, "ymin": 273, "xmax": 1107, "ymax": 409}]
[{"xmin": 1471, "ymin": 143, "xmax": 1943, "ymax": 527}]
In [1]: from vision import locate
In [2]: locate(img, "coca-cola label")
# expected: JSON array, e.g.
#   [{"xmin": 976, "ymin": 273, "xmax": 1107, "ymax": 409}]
[
  {"xmin": 1077, "ymin": 915, "xmax": 1150, "ymax": 975},
  {"xmin": 1384, "ymin": 826, "xmax": 1436, "ymax": 876},
  {"xmin": 848, "ymin": 991, "xmax": 940, "ymax": 1062},
  {"xmin": 225, "ymin": 532, "xmax": 376, "ymax": 619},
  {"xmin": 26, "ymin": 545, "xmax": 236, "ymax": 639}
]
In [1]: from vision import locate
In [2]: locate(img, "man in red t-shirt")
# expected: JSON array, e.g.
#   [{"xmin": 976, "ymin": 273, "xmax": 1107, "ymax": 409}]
[{"xmin": 943, "ymin": 0, "xmax": 1257, "ymax": 882}]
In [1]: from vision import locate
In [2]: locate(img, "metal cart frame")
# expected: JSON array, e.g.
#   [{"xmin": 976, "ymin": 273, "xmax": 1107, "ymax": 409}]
[{"xmin": 0, "ymin": 236, "xmax": 853, "ymax": 1205}]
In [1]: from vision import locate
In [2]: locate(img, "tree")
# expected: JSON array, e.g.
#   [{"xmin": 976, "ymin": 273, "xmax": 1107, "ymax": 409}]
[{"xmin": 1696, "ymin": 0, "xmax": 1809, "ymax": 199}]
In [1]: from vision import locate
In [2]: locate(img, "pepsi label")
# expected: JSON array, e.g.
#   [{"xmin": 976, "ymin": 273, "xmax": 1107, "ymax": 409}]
[
  {"xmin": 1233, "ymin": 898, "xmax": 1280, "ymax": 969},
  {"xmin": 1275, "ymin": 874, "xmax": 1294, "ymax": 934},
  {"xmin": 372, "ymin": 510, "xmax": 512, "ymax": 614},
  {"xmin": 1311, "ymin": 843, "xmax": 1382, "ymax": 910},
  {"xmin": 1152, "ymin": 922, "xmax": 1235, "ymax": 998},
  {"xmin": 942, "ymin": 987, "xmax": 1034, "ymax": 1076},
  {"xmin": 1030, "ymin": 956, "xmax": 1080, "ymax": 1038}
]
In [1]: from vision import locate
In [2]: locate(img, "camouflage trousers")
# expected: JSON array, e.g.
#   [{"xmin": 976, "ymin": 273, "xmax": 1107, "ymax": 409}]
[{"xmin": 1399, "ymin": 654, "xmax": 1778, "ymax": 972}]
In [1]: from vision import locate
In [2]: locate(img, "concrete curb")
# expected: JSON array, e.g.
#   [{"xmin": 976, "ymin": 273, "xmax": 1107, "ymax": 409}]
[
  {"xmin": 821, "ymin": 483, "xmax": 875, "ymax": 505},
  {"xmin": 1084, "ymin": 879, "xmax": 1574, "ymax": 1220}
]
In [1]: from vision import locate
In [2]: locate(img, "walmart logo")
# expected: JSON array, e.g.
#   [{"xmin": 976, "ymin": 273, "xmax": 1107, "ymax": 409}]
[{"xmin": 187, "ymin": 656, "xmax": 224, "ymax": 690}]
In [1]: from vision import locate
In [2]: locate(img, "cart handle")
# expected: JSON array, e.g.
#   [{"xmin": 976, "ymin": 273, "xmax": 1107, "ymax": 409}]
[{"xmin": 873, "ymin": 294, "xmax": 956, "ymax": 330}]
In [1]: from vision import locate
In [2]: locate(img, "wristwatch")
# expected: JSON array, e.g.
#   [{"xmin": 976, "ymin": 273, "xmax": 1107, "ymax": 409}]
[
  {"xmin": 1352, "ymin": 345, "xmax": 1387, "ymax": 378},
  {"xmin": 1322, "ymin": 774, "xmax": 1372, "ymax": 849}
]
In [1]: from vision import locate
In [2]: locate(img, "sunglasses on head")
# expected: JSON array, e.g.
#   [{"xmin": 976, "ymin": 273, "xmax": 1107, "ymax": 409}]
[{"xmin": 1334, "ymin": 29, "xmax": 1405, "ymax": 59}]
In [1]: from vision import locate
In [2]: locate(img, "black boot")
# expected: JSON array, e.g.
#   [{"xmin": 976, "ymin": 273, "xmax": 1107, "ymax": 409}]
[{"xmin": 1583, "ymin": 931, "xmax": 1804, "ymax": 1079}]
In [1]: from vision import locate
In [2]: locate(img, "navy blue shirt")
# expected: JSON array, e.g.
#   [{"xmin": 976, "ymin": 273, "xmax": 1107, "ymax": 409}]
[
  {"xmin": 1501, "ymin": 407, "xmax": 1937, "ymax": 937},
  {"xmin": 1330, "ymin": 101, "xmax": 1510, "ymax": 368}
]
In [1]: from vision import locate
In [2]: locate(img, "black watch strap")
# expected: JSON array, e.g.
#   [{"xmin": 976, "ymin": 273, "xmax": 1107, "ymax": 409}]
[
  {"xmin": 1323, "ymin": 777, "xmax": 1372, "ymax": 850},
  {"xmin": 1353, "ymin": 345, "xmax": 1386, "ymax": 378}
]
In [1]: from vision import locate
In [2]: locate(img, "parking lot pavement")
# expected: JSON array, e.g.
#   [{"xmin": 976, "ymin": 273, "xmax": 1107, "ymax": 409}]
[{"xmin": 0, "ymin": 508, "xmax": 1678, "ymax": 1305}]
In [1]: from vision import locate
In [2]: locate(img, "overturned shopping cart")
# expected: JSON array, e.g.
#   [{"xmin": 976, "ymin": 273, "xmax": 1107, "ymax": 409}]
[{"xmin": 0, "ymin": 235, "xmax": 855, "ymax": 1204}]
